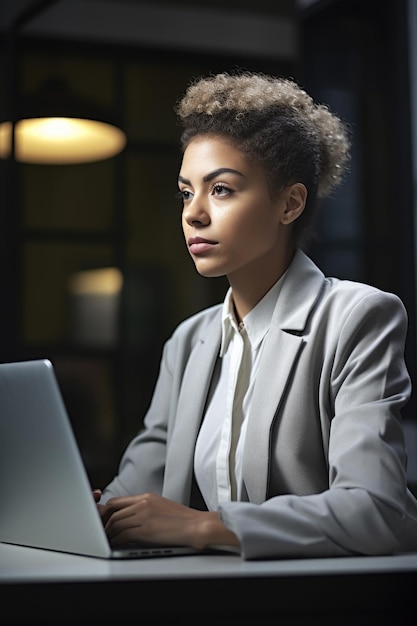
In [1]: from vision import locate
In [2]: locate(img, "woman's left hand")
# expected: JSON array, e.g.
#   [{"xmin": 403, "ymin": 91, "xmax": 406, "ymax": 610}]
[{"xmin": 98, "ymin": 492, "xmax": 239, "ymax": 550}]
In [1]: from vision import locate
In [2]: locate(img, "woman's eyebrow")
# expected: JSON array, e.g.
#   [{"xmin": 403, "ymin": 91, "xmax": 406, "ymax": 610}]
[
  {"xmin": 178, "ymin": 168, "xmax": 245, "ymax": 186},
  {"xmin": 203, "ymin": 168, "xmax": 245, "ymax": 182}
]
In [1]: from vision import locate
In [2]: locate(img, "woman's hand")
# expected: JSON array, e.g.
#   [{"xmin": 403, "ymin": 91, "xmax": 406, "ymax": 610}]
[
  {"xmin": 92, "ymin": 489, "xmax": 102, "ymax": 503},
  {"xmin": 97, "ymin": 492, "xmax": 239, "ymax": 550}
]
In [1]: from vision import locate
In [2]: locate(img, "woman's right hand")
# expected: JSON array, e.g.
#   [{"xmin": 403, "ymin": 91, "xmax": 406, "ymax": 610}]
[{"xmin": 92, "ymin": 489, "xmax": 102, "ymax": 503}]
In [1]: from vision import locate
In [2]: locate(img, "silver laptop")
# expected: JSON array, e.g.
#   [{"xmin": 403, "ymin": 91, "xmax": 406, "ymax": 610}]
[{"xmin": 0, "ymin": 358, "xmax": 217, "ymax": 559}]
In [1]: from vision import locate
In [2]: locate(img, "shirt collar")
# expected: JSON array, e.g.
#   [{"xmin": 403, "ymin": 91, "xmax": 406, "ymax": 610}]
[{"xmin": 220, "ymin": 276, "xmax": 285, "ymax": 356}]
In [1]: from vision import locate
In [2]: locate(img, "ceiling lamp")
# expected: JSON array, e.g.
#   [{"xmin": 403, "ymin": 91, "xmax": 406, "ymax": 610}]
[{"xmin": 0, "ymin": 78, "xmax": 127, "ymax": 164}]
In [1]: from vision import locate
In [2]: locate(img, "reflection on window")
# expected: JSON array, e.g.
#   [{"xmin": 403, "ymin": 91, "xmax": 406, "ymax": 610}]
[{"xmin": 68, "ymin": 267, "xmax": 123, "ymax": 347}]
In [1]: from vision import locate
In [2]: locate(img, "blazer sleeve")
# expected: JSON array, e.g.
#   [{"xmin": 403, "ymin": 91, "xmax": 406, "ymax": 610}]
[
  {"xmin": 218, "ymin": 290, "xmax": 417, "ymax": 559},
  {"xmin": 100, "ymin": 303, "xmax": 221, "ymax": 503}
]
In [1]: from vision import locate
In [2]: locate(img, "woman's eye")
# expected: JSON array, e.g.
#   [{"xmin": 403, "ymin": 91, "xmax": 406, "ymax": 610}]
[
  {"xmin": 211, "ymin": 183, "xmax": 232, "ymax": 197},
  {"xmin": 176, "ymin": 189, "xmax": 193, "ymax": 202}
]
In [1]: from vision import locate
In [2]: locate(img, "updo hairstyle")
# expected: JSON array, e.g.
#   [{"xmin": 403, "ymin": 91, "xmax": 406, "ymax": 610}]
[{"xmin": 175, "ymin": 71, "xmax": 350, "ymax": 246}]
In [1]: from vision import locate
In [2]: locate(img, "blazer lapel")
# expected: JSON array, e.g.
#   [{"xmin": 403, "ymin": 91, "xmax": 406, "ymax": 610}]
[
  {"xmin": 242, "ymin": 329, "xmax": 305, "ymax": 504},
  {"xmin": 242, "ymin": 250, "xmax": 326, "ymax": 504},
  {"xmin": 163, "ymin": 313, "xmax": 222, "ymax": 504}
]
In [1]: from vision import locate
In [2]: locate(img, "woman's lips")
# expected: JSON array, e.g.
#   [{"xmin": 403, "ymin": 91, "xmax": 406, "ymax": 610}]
[{"xmin": 188, "ymin": 237, "xmax": 218, "ymax": 254}]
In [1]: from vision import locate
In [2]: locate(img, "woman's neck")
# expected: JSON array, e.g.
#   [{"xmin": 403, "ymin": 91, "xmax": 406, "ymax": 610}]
[{"xmin": 228, "ymin": 246, "xmax": 295, "ymax": 323}]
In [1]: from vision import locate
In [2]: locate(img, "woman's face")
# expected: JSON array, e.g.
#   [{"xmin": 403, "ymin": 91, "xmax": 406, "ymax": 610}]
[{"xmin": 178, "ymin": 135, "xmax": 293, "ymax": 284}]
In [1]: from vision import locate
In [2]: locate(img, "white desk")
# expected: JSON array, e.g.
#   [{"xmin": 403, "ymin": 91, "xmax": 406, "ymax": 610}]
[{"xmin": 1, "ymin": 543, "xmax": 416, "ymax": 625}]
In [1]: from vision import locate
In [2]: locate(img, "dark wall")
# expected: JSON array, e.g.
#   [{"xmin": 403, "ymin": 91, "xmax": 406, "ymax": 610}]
[{"xmin": 297, "ymin": 0, "xmax": 416, "ymax": 421}]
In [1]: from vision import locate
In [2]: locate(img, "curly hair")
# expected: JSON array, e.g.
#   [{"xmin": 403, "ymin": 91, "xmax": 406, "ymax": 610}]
[{"xmin": 175, "ymin": 71, "xmax": 351, "ymax": 246}]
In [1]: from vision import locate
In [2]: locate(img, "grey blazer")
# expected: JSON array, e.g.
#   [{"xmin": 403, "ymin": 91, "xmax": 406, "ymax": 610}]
[{"xmin": 103, "ymin": 250, "xmax": 417, "ymax": 559}]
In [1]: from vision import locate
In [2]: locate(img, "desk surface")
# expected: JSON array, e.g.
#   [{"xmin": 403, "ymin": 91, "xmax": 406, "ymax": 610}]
[
  {"xmin": 1, "ymin": 542, "xmax": 417, "ymax": 582},
  {"xmin": 1, "ymin": 543, "xmax": 417, "ymax": 625}
]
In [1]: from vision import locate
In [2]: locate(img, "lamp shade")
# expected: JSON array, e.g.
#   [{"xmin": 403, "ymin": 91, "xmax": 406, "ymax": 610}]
[{"xmin": 0, "ymin": 78, "xmax": 127, "ymax": 164}]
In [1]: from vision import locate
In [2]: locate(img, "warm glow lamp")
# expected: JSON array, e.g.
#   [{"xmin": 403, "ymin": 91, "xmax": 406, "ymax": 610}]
[{"xmin": 0, "ymin": 78, "xmax": 127, "ymax": 164}]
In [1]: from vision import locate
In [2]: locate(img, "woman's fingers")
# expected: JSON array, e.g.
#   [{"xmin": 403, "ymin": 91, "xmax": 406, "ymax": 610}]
[{"xmin": 99, "ymin": 493, "xmax": 201, "ymax": 545}]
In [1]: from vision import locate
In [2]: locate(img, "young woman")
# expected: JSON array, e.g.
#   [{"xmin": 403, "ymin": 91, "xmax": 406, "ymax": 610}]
[{"xmin": 96, "ymin": 72, "xmax": 417, "ymax": 559}]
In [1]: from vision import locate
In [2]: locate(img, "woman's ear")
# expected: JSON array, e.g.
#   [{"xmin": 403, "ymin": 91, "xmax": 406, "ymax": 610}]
[{"xmin": 280, "ymin": 183, "xmax": 307, "ymax": 224}]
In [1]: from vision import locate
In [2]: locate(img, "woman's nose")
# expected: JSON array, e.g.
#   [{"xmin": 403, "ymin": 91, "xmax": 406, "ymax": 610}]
[{"xmin": 182, "ymin": 195, "xmax": 210, "ymax": 226}]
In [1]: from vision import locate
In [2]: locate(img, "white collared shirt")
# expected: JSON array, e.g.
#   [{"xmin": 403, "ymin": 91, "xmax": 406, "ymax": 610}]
[{"xmin": 194, "ymin": 277, "xmax": 284, "ymax": 510}]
